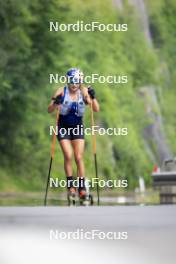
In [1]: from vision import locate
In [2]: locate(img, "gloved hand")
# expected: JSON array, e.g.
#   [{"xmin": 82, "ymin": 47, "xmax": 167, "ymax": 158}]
[
  {"xmin": 88, "ymin": 87, "xmax": 95, "ymax": 99},
  {"xmin": 52, "ymin": 95, "xmax": 63, "ymax": 105}
]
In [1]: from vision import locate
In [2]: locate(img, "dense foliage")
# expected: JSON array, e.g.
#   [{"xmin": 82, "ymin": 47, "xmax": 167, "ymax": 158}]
[{"xmin": 0, "ymin": 0, "xmax": 175, "ymax": 191}]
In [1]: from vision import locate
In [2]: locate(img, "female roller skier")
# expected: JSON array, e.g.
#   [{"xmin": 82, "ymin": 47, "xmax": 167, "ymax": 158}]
[{"xmin": 48, "ymin": 68, "xmax": 100, "ymax": 203}]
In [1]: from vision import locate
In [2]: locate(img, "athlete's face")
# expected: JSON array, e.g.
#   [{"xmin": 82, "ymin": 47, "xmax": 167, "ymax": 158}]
[{"xmin": 68, "ymin": 83, "xmax": 80, "ymax": 92}]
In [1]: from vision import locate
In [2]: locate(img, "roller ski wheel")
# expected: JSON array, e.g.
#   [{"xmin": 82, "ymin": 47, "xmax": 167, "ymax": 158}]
[
  {"xmin": 67, "ymin": 187, "xmax": 76, "ymax": 206},
  {"xmin": 88, "ymin": 194, "xmax": 94, "ymax": 206},
  {"xmin": 79, "ymin": 190, "xmax": 94, "ymax": 206}
]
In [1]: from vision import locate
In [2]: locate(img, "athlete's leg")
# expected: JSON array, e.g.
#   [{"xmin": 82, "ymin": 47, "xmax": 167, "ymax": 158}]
[
  {"xmin": 72, "ymin": 139, "xmax": 85, "ymax": 177},
  {"xmin": 72, "ymin": 139, "xmax": 87, "ymax": 198},
  {"xmin": 59, "ymin": 139, "xmax": 73, "ymax": 177}
]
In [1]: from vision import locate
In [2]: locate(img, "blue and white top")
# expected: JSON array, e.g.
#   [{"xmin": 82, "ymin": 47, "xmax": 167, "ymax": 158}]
[{"xmin": 59, "ymin": 86, "xmax": 86, "ymax": 126}]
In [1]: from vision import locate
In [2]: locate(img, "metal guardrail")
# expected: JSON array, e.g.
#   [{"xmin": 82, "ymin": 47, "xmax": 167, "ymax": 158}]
[
  {"xmin": 152, "ymin": 170, "xmax": 176, "ymax": 204},
  {"xmin": 152, "ymin": 172, "xmax": 176, "ymax": 186}
]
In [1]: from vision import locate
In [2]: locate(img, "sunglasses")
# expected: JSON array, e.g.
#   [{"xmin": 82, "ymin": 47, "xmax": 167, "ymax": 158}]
[{"xmin": 67, "ymin": 77, "xmax": 80, "ymax": 84}]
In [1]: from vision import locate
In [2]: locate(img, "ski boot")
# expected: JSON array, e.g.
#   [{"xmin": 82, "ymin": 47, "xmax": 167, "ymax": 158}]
[{"xmin": 67, "ymin": 187, "xmax": 76, "ymax": 206}]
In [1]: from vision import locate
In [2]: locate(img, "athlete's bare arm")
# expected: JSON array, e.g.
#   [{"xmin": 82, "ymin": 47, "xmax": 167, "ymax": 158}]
[
  {"xmin": 47, "ymin": 87, "xmax": 64, "ymax": 113},
  {"xmin": 82, "ymin": 87, "xmax": 100, "ymax": 112}
]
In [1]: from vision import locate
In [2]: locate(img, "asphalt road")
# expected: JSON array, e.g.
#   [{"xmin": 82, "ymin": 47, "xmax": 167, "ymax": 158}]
[{"xmin": 0, "ymin": 205, "xmax": 176, "ymax": 264}]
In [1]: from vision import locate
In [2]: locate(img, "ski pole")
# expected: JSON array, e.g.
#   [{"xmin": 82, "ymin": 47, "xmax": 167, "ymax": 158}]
[
  {"xmin": 44, "ymin": 107, "xmax": 60, "ymax": 206},
  {"xmin": 90, "ymin": 101, "xmax": 100, "ymax": 205}
]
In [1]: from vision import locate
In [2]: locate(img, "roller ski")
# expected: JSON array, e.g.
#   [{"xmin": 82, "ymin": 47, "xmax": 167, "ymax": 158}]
[
  {"xmin": 67, "ymin": 187, "xmax": 76, "ymax": 206},
  {"xmin": 78, "ymin": 179, "xmax": 93, "ymax": 206}
]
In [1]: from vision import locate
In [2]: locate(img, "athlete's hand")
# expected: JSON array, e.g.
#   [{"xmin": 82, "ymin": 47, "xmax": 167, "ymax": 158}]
[
  {"xmin": 88, "ymin": 87, "xmax": 95, "ymax": 99},
  {"xmin": 52, "ymin": 95, "xmax": 63, "ymax": 105}
]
